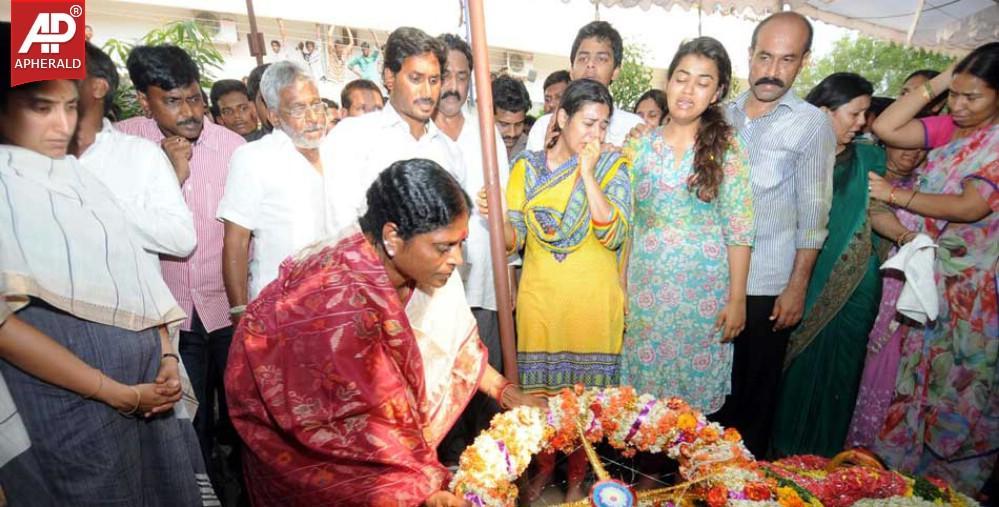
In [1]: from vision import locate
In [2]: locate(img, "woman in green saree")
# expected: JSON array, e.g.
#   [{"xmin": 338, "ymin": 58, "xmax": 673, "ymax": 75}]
[{"xmin": 772, "ymin": 73, "xmax": 885, "ymax": 457}]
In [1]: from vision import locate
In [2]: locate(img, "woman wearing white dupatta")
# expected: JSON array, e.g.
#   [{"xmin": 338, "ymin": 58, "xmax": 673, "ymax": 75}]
[{"xmin": 0, "ymin": 69, "xmax": 215, "ymax": 505}]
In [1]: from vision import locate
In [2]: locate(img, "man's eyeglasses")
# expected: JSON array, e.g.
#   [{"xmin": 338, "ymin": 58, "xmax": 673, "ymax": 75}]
[{"xmin": 282, "ymin": 102, "xmax": 326, "ymax": 119}]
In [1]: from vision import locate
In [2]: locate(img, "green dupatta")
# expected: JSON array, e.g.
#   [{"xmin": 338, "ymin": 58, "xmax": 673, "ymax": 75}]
[{"xmin": 784, "ymin": 142, "xmax": 886, "ymax": 366}]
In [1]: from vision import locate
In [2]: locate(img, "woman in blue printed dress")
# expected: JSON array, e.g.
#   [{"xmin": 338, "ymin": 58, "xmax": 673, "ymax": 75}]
[{"xmin": 621, "ymin": 37, "xmax": 754, "ymax": 417}]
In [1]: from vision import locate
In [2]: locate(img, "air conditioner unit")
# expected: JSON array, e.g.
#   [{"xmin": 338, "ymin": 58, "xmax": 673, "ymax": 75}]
[
  {"xmin": 504, "ymin": 51, "xmax": 537, "ymax": 82},
  {"xmin": 194, "ymin": 11, "xmax": 237, "ymax": 45}
]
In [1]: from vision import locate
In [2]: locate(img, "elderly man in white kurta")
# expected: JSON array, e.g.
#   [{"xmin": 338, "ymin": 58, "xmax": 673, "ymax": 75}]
[{"xmin": 217, "ymin": 61, "xmax": 328, "ymax": 312}]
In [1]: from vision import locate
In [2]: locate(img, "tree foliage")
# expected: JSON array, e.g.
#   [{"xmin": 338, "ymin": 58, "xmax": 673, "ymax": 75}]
[
  {"xmin": 795, "ymin": 35, "xmax": 954, "ymax": 97},
  {"xmin": 611, "ymin": 43, "xmax": 654, "ymax": 111},
  {"xmin": 103, "ymin": 21, "xmax": 225, "ymax": 120}
]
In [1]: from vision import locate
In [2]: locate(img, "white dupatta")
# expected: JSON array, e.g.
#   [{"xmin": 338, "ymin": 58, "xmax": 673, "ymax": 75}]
[{"xmin": 0, "ymin": 145, "xmax": 187, "ymax": 466}]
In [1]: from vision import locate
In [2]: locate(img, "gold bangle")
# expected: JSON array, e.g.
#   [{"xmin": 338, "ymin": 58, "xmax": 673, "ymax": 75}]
[
  {"xmin": 496, "ymin": 381, "xmax": 515, "ymax": 410},
  {"xmin": 896, "ymin": 230, "xmax": 912, "ymax": 246},
  {"xmin": 921, "ymin": 81, "xmax": 934, "ymax": 101},
  {"xmin": 119, "ymin": 386, "xmax": 141, "ymax": 416},
  {"xmin": 903, "ymin": 189, "xmax": 918, "ymax": 208},
  {"xmin": 888, "ymin": 186, "xmax": 898, "ymax": 206},
  {"xmin": 83, "ymin": 370, "xmax": 104, "ymax": 400}
]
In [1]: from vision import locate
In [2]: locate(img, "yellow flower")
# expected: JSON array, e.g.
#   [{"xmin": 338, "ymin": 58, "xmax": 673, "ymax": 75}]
[
  {"xmin": 677, "ymin": 412, "xmax": 697, "ymax": 432},
  {"xmin": 777, "ymin": 486, "xmax": 805, "ymax": 507}
]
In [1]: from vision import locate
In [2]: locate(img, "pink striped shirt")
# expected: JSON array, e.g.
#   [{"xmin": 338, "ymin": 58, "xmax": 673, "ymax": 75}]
[{"xmin": 115, "ymin": 117, "xmax": 246, "ymax": 332}]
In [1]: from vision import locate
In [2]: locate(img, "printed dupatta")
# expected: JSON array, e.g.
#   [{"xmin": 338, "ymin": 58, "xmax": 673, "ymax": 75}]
[
  {"xmin": 226, "ymin": 228, "xmax": 485, "ymax": 506},
  {"xmin": 507, "ymin": 150, "xmax": 631, "ymax": 260}
]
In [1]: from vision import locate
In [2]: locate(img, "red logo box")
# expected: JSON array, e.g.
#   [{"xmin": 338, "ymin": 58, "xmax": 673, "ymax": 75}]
[{"xmin": 10, "ymin": 0, "xmax": 86, "ymax": 86}]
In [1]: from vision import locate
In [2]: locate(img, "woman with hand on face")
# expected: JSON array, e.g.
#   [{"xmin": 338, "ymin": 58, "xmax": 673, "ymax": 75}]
[
  {"xmin": 478, "ymin": 78, "xmax": 632, "ymax": 503},
  {"xmin": 620, "ymin": 36, "xmax": 753, "ymax": 422},
  {"xmin": 867, "ymin": 42, "xmax": 998, "ymax": 497},
  {"xmin": 772, "ymin": 72, "xmax": 885, "ymax": 458}
]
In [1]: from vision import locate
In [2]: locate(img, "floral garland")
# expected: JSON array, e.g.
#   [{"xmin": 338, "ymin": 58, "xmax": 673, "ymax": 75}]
[
  {"xmin": 449, "ymin": 386, "xmax": 980, "ymax": 507},
  {"xmin": 450, "ymin": 385, "xmax": 758, "ymax": 506}
]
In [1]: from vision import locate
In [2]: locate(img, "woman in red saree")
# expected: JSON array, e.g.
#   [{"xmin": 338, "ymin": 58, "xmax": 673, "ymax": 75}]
[{"xmin": 225, "ymin": 159, "xmax": 542, "ymax": 507}]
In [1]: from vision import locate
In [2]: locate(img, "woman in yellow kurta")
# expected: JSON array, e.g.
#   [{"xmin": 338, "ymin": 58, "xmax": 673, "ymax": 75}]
[{"xmin": 478, "ymin": 78, "xmax": 632, "ymax": 502}]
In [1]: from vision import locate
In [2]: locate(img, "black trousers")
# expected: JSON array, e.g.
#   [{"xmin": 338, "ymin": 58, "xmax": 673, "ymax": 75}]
[
  {"xmin": 713, "ymin": 295, "xmax": 792, "ymax": 458},
  {"xmin": 180, "ymin": 312, "xmax": 248, "ymax": 506}
]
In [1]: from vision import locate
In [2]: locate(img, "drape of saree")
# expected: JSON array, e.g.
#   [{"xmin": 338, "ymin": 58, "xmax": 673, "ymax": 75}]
[
  {"xmin": 225, "ymin": 227, "xmax": 486, "ymax": 506},
  {"xmin": 845, "ymin": 175, "xmax": 925, "ymax": 449},
  {"xmin": 772, "ymin": 142, "xmax": 885, "ymax": 457},
  {"xmin": 872, "ymin": 124, "xmax": 999, "ymax": 496},
  {"xmin": 506, "ymin": 150, "xmax": 632, "ymax": 395}
]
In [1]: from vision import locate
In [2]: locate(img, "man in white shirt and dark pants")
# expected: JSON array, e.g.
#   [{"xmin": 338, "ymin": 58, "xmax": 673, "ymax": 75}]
[
  {"xmin": 432, "ymin": 33, "xmax": 511, "ymax": 466},
  {"xmin": 526, "ymin": 21, "xmax": 643, "ymax": 150},
  {"xmin": 217, "ymin": 61, "xmax": 328, "ymax": 312},
  {"xmin": 321, "ymin": 27, "xmax": 465, "ymax": 236},
  {"xmin": 73, "ymin": 42, "xmax": 196, "ymax": 263}
]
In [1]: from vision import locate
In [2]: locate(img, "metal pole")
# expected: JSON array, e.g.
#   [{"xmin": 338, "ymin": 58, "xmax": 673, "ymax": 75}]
[
  {"xmin": 467, "ymin": 0, "xmax": 518, "ymax": 382},
  {"xmin": 245, "ymin": 0, "xmax": 263, "ymax": 67}
]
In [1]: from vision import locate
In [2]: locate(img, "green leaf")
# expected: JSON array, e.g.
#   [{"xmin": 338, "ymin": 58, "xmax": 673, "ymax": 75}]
[
  {"xmin": 794, "ymin": 35, "xmax": 955, "ymax": 96},
  {"xmin": 610, "ymin": 43, "xmax": 654, "ymax": 111},
  {"xmin": 101, "ymin": 20, "xmax": 226, "ymax": 121}
]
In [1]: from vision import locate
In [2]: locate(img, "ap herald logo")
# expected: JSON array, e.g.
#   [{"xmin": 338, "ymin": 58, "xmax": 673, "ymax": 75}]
[{"xmin": 10, "ymin": 0, "xmax": 86, "ymax": 86}]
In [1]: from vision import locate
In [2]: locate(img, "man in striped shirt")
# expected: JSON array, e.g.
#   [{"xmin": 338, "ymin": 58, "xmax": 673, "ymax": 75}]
[
  {"xmin": 115, "ymin": 45, "xmax": 246, "ymax": 495},
  {"xmin": 715, "ymin": 12, "xmax": 836, "ymax": 458}
]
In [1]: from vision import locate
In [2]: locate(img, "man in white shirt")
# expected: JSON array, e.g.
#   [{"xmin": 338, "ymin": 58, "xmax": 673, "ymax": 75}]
[
  {"xmin": 526, "ymin": 21, "xmax": 643, "ymax": 150},
  {"xmin": 73, "ymin": 42, "xmax": 196, "ymax": 262},
  {"xmin": 433, "ymin": 33, "xmax": 511, "ymax": 466},
  {"xmin": 434, "ymin": 34, "xmax": 510, "ymax": 371},
  {"xmin": 321, "ymin": 27, "xmax": 464, "ymax": 236},
  {"xmin": 218, "ymin": 61, "xmax": 328, "ymax": 310}
]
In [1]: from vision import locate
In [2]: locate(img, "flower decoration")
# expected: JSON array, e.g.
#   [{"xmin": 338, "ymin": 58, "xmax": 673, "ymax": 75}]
[{"xmin": 449, "ymin": 386, "xmax": 980, "ymax": 507}]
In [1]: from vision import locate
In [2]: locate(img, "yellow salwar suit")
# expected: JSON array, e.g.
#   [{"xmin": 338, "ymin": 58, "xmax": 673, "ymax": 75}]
[{"xmin": 507, "ymin": 150, "xmax": 632, "ymax": 395}]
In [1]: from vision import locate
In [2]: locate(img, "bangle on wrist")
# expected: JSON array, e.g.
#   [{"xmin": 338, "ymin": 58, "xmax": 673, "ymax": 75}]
[
  {"xmin": 83, "ymin": 370, "xmax": 104, "ymax": 400},
  {"xmin": 229, "ymin": 305, "xmax": 246, "ymax": 316},
  {"xmin": 903, "ymin": 189, "xmax": 918, "ymax": 208},
  {"xmin": 161, "ymin": 352, "xmax": 181, "ymax": 363},
  {"xmin": 888, "ymin": 186, "xmax": 898, "ymax": 206},
  {"xmin": 896, "ymin": 230, "xmax": 913, "ymax": 246},
  {"xmin": 119, "ymin": 386, "xmax": 141, "ymax": 416},
  {"xmin": 496, "ymin": 381, "xmax": 515, "ymax": 409},
  {"xmin": 921, "ymin": 81, "xmax": 934, "ymax": 101}
]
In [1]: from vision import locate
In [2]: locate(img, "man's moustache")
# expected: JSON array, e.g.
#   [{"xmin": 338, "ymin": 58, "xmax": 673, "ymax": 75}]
[
  {"xmin": 754, "ymin": 77, "xmax": 785, "ymax": 88},
  {"xmin": 441, "ymin": 91, "xmax": 461, "ymax": 102}
]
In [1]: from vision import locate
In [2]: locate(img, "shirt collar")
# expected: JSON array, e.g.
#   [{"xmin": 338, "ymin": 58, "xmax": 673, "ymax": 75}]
[
  {"xmin": 732, "ymin": 89, "xmax": 802, "ymax": 117},
  {"xmin": 95, "ymin": 117, "xmax": 116, "ymax": 143},
  {"xmin": 380, "ymin": 102, "xmax": 441, "ymax": 141}
]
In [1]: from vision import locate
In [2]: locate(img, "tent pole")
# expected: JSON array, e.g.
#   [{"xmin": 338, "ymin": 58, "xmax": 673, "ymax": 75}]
[
  {"xmin": 906, "ymin": 0, "xmax": 926, "ymax": 45},
  {"xmin": 245, "ymin": 0, "xmax": 263, "ymax": 66},
  {"xmin": 467, "ymin": 0, "xmax": 519, "ymax": 382}
]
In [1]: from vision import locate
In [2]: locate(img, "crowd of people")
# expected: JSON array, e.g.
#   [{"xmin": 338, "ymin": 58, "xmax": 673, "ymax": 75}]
[{"xmin": 0, "ymin": 9, "xmax": 996, "ymax": 507}]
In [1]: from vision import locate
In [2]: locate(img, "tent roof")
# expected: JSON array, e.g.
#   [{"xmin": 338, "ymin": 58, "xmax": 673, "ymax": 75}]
[{"xmin": 598, "ymin": 0, "xmax": 998, "ymax": 52}]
